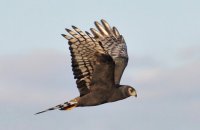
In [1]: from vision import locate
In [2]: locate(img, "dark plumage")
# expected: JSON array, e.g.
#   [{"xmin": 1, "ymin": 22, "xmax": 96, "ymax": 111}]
[{"xmin": 35, "ymin": 19, "xmax": 137, "ymax": 115}]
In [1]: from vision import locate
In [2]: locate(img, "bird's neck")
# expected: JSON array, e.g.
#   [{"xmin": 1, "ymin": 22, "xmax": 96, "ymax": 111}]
[{"xmin": 107, "ymin": 86, "xmax": 129, "ymax": 102}]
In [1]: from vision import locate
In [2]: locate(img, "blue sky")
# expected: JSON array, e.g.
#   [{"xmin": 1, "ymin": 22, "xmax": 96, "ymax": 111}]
[{"xmin": 0, "ymin": 0, "xmax": 200, "ymax": 130}]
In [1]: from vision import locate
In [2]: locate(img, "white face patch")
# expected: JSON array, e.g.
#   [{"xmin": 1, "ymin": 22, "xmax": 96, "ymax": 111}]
[{"xmin": 128, "ymin": 88, "xmax": 137, "ymax": 97}]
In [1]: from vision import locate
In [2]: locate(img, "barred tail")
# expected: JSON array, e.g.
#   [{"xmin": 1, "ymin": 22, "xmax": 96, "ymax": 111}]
[{"xmin": 35, "ymin": 100, "xmax": 78, "ymax": 115}]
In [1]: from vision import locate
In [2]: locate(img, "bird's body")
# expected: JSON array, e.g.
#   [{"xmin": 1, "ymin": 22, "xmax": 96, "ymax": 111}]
[{"xmin": 35, "ymin": 19, "xmax": 137, "ymax": 115}]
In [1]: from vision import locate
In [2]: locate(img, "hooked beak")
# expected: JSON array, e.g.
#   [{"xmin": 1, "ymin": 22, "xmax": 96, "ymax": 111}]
[{"xmin": 134, "ymin": 93, "xmax": 137, "ymax": 98}]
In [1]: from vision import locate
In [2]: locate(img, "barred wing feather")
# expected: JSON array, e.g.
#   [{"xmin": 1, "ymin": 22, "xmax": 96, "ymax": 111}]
[
  {"xmin": 62, "ymin": 26, "xmax": 106, "ymax": 96},
  {"xmin": 90, "ymin": 19, "xmax": 128, "ymax": 84}
]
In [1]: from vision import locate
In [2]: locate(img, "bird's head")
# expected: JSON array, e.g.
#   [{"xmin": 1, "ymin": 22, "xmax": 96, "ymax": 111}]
[
  {"xmin": 119, "ymin": 85, "xmax": 137, "ymax": 98},
  {"xmin": 127, "ymin": 86, "xmax": 137, "ymax": 97}
]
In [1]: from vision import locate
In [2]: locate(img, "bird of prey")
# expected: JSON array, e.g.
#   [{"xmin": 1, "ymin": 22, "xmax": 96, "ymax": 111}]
[{"xmin": 35, "ymin": 19, "xmax": 137, "ymax": 115}]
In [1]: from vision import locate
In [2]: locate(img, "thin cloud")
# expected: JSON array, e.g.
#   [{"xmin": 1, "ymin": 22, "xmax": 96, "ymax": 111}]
[
  {"xmin": 178, "ymin": 45, "xmax": 200, "ymax": 62},
  {"xmin": 0, "ymin": 50, "xmax": 77, "ymax": 104},
  {"xmin": 127, "ymin": 60, "xmax": 200, "ymax": 101}
]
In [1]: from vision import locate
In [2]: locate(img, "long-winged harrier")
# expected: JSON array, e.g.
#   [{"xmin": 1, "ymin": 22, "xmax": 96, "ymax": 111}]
[{"xmin": 35, "ymin": 19, "xmax": 137, "ymax": 114}]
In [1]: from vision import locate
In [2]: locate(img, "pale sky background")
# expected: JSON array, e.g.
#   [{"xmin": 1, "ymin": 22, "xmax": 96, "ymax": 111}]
[{"xmin": 0, "ymin": 0, "xmax": 200, "ymax": 130}]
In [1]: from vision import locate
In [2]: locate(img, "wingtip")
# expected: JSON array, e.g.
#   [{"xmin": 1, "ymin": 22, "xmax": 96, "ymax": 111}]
[
  {"xmin": 61, "ymin": 34, "xmax": 66, "ymax": 37},
  {"xmin": 85, "ymin": 31, "xmax": 94, "ymax": 38},
  {"xmin": 65, "ymin": 28, "xmax": 71, "ymax": 33},
  {"xmin": 90, "ymin": 28, "xmax": 96, "ymax": 33},
  {"xmin": 85, "ymin": 31, "xmax": 90, "ymax": 35},
  {"xmin": 94, "ymin": 21, "xmax": 98, "ymax": 25},
  {"xmin": 94, "ymin": 21, "xmax": 101, "ymax": 27},
  {"xmin": 61, "ymin": 34, "xmax": 71, "ymax": 40},
  {"xmin": 100, "ymin": 19, "xmax": 107, "ymax": 23},
  {"xmin": 71, "ymin": 25, "xmax": 77, "ymax": 29},
  {"xmin": 113, "ymin": 26, "xmax": 120, "ymax": 37},
  {"xmin": 90, "ymin": 28, "xmax": 96, "ymax": 34}
]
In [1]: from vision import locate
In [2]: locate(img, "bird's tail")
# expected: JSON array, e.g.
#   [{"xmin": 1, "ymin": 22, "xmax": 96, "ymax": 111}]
[{"xmin": 35, "ymin": 99, "xmax": 78, "ymax": 115}]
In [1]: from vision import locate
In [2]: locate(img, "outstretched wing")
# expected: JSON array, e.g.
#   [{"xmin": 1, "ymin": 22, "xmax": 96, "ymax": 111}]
[
  {"xmin": 62, "ymin": 26, "xmax": 106, "ymax": 96},
  {"xmin": 90, "ymin": 19, "xmax": 128, "ymax": 84}
]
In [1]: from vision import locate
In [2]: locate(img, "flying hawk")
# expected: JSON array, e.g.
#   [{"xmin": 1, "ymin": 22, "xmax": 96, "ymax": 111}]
[{"xmin": 35, "ymin": 19, "xmax": 137, "ymax": 115}]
